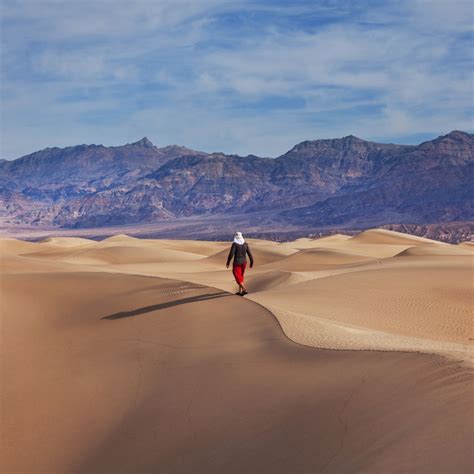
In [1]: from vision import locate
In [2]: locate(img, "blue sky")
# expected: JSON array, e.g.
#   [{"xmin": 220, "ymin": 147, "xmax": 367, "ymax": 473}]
[{"xmin": 1, "ymin": 0, "xmax": 473, "ymax": 159}]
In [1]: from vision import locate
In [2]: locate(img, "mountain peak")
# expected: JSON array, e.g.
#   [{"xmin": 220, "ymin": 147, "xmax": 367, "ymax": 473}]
[
  {"xmin": 279, "ymin": 134, "xmax": 375, "ymax": 159},
  {"xmin": 443, "ymin": 130, "xmax": 473, "ymax": 140},
  {"xmin": 342, "ymin": 134, "xmax": 362, "ymax": 140},
  {"xmin": 132, "ymin": 137, "xmax": 155, "ymax": 148}
]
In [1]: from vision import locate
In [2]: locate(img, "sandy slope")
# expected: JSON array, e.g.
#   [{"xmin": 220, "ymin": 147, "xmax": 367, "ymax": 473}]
[
  {"xmin": 1, "ymin": 229, "xmax": 473, "ymax": 472},
  {"xmin": 349, "ymin": 228, "xmax": 445, "ymax": 245}
]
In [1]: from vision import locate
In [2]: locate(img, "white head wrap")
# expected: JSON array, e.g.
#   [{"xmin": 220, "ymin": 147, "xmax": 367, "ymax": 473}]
[{"xmin": 233, "ymin": 231, "xmax": 245, "ymax": 245}]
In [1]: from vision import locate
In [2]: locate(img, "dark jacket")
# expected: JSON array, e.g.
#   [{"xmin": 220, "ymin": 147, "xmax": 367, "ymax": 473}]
[{"xmin": 226, "ymin": 242, "xmax": 254, "ymax": 267}]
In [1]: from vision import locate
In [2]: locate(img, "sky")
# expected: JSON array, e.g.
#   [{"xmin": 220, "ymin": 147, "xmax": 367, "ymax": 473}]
[{"xmin": 1, "ymin": 0, "xmax": 473, "ymax": 159}]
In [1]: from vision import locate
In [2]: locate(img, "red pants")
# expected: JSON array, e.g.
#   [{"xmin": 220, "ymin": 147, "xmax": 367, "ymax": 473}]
[{"xmin": 232, "ymin": 262, "xmax": 247, "ymax": 285}]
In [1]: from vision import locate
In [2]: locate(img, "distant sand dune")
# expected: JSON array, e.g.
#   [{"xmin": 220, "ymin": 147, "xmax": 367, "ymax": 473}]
[
  {"xmin": 39, "ymin": 236, "xmax": 96, "ymax": 247},
  {"xmin": 262, "ymin": 247, "xmax": 375, "ymax": 271},
  {"xmin": 64, "ymin": 245, "xmax": 204, "ymax": 265},
  {"xmin": 0, "ymin": 237, "xmax": 47, "ymax": 255},
  {"xmin": 280, "ymin": 233, "xmax": 352, "ymax": 249},
  {"xmin": 0, "ymin": 254, "xmax": 81, "ymax": 274},
  {"xmin": 25, "ymin": 242, "xmax": 205, "ymax": 265},
  {"xmin": 101, "ymin": 233, "xmax": 140, "ymax": 242},
  {"xmin": 204, "ymin": 243, "xmax": 295, "ymax": 266},
  {"xmin": 141, "ymin": 239, "xmax": 230, "ymax": 256},
  {"xmin": 349, "ymin": 228, "xmax": 445, "ymax": 245},
  {"xmin": 324, "ymin": 242, "xmax": 413, "ymax": 258}
]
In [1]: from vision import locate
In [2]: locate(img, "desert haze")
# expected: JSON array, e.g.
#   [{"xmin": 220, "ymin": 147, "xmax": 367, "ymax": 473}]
[{"xmin": 1, "ymin": 228, "xmax": 473, "ymax": 472}]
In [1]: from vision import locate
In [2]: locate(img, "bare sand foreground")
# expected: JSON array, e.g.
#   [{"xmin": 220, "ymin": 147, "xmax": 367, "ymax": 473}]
[{"xmin": 1, "ymin": 229, "xmax": 473, "ymax": 473}]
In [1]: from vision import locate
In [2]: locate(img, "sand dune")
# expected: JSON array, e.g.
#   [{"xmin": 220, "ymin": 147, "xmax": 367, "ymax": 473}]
[
  {"xmin": 39, "ymin": 236, "xmax": 96, "ymax": 247},
  {"xmin": 261, "ymin": 247, "xmax": 375, "ymax": 271},
  {"xmin": 0, "ymin": 254, "xmax": 83, "ymax": 274},
  {"xmin": 26, "ymin": 241, "xmax": 205, "ymax": 265},
  {"xmin": 63, "ymin": 245, "xmax": 204, "ymax": 265},
  {"xmin": 251, "ymin": 262, "xmax": 472, "ymax": 346},
  {"xmin": 349, "ymin": 228, "xmax": 444, "ymax": 245},
  {"xmin": 323, "ymin": 242, "xmax": 413, "ymax": 258},
  {"xmin": 244, "ymin": 269, "xmax": 313, "ymax": 293},
  {"xmin": 204, "ymin": 242, "xmax": 295, "ymax": 266},
  {"xmin": 280, "ymin": 233, "xmax": 352, "ymax": 249},
  {"xmin": 140, "ymin": 239, "xmax": 230, "ymax": 256},
  {"xmin": 397, "ymin": 244, "xmax": 474, "ymax": 257},
  {"xmin": 3, "ymin": 231, "xmax": 472, "ymax": 358},
  {"xmin": 1, "ymin": 236, "xmax": 95, "ymax": 256},
  {"xmin": 2, "ymin": 269, "xmax": 472, "ymax": 473},
  {"xmin": 101, "ymin": 233, "xmax": 140, "ymax": 242},
  {"xmin": 1, "ymin": 229, "xmax": 473, "ymax": 472},
  {"xmin": 279, "ymin": 233, "xmax": 417, "ymax": 258},
  {"xmin": 0, "ymin": 237, "xmax": 47, "ymax": 255},
  {"xmin": 96, "ymin": 235, "xmax": 228, "ymax": 256}
]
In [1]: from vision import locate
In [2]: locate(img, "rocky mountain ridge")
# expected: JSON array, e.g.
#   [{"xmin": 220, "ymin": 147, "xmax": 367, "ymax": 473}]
[{"xmin": 1, "ymin": 131, "xmax": 472, "ymax": 231}]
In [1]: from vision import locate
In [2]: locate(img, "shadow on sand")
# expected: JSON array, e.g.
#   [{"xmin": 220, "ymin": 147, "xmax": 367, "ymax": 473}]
[{"xmin": 101, "ymin": 291, "xmax": 230, "ymax": 320}]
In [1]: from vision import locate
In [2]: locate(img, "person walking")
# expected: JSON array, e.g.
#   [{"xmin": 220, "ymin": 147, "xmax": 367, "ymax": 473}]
[{"xmin": 226, "ymin": 231, "xmax": 254, "ymax": 296}]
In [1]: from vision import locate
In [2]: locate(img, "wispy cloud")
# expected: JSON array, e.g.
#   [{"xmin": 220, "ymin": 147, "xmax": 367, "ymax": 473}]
[{"xmin": 1, "ymin": 0, "xmax": 472, "ymax": 159}]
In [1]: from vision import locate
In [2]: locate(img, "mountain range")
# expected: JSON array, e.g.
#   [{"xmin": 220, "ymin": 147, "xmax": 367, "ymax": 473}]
[{"xmin": 1, "ymin": 131, "xmax": 473, "ymax": 239}]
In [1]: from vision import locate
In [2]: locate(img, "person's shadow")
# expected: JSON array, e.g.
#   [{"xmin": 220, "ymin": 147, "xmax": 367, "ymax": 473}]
[{"xmin": 101, "ymin": 291, "xmax": 230, "ymax": 320}]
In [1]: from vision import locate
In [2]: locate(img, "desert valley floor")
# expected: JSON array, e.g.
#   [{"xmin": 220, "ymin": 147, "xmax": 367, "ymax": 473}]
[{"xmin": 1, "ymin": 229, "xmax": 473, "ymax": 472}]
